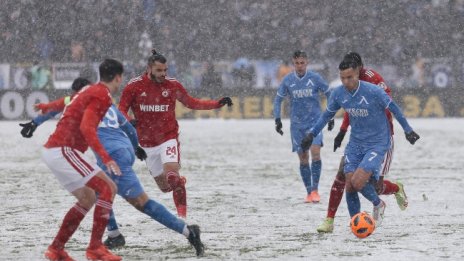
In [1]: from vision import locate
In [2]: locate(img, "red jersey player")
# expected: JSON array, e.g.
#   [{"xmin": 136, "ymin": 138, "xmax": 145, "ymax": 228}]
[
  {"xmin": 41, "ymin": 59, "xmax": 124, "ymax": 261},
  {"xmin": 316, "ymin": 52, "xmax": 408, "ymax": 233},
  {"xmin": 118, "ymin": 49, "xmax": 232, "ymax": 218}
]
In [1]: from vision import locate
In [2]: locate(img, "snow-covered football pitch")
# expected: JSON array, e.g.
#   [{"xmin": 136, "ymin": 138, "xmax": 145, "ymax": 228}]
[{"xmin": 1, "ymin": 118, "xmax": 463, "ymax": 260}]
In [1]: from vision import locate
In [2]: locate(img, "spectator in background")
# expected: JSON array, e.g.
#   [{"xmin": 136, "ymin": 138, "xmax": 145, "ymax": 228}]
[
  {"xmin": 138, "ymin": 31, "xmax": 153, "ymax": 65},
  {"xmin": 70, "ymin": 40, "xmax": 85, "ymax": 62},
  {"xmin": 410, "ymin": 56, "xmax": 425, "ymax": 88},
  {"xmin": 232, "ymin": 57, "xmax": 255, "ymax": 89},
  {"xmin": 201, "ymin": 62, "xmax": 223, "ymax": 95},
  {"xmin": 29, "ymin": 61, "xmax": 53, "ymax": 90},
  {"xmin": 277, "ymin": 60, "xmax": 292, "ymax": 82},
  {"xmin": 36, "ymin": 33, "xmax": 54, "ymax": 62}
]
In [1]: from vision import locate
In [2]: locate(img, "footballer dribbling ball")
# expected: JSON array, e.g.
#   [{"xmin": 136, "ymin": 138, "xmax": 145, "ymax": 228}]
[{"xmin": 350, "ymin": 212, "xmax": 375, "ymax": 238}]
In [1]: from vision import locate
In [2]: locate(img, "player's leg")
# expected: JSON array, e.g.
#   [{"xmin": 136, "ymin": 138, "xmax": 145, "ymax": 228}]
[
  {"xmin": 145, "ymin": 139, "xmax": 187, "ymax": 218},
  {"xmin": 103, "ymin": 209, "xmax": 125, "ymax": 249},
  {"xmin": 297, "ymin": 151, "xmax": 312, "ymax": 202},
  {"xmin": 84, "ymin": 172, "xmax": 121, "ymax": 260},
  {"xmin": 377, "ymin": 138, "xmax": 408, "ymax": 210},
  {"xmin": 309, "ymin": 131, "xmax": 324, "ymax": 202},
  {"xmin": 353, "ymin": 148, "xmax": 388, "ymax": 225},
  {"xmin": 42, "ymin": 147, "xmax": 119, "ymax": 260},
  {"xmin": 163, "ymin": 162, "xmax": 187, "ymax": 218},
  {"xmin": 376, "ymin": 137, "xmax": 397, "ymax": 194},
  {"xmin": 98, "ymin": 147, "xmax": 137, "ymax": 249},
  {"xmin": 348, "ymin": 168, "xmax": 383, "ymax": 221},
  {"xmin": 343, "ymin": 145, "xmax": 367, "ymax": 217},
  {"xmin": 317, "ymin": 157, "xmax": 345, "ymax": 233},
  {"xmin": 344, "ymin": 172, "xmax": 361, "ymax": 217},
  {"xmin": 45, "ymin": 186, "xmax": 95, "ymax": 261},
  {"xmin": 292, "ymin": 125, "xmax": 312, "ymax": 202},
  {"xmin": 128, "ymin": 193, "xmax": 204, "ymax": 255},
  {"xmin": 120, "ymin": 168, "xmax": 204, "ymax": 256}
]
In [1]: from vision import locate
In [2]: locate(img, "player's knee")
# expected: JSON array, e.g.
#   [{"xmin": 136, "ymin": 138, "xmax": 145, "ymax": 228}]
[
  {"xmin": 127, "ymin": 193, "xmax": 149, "ymax": 212},
  {"xmin": 352, "ymin": 179, "xmax": 367, "ymax": 192},
  {"xmin": 78, "ymin": 190, "xmax": 96, "ymax": 208},
  {"xmin": 311, "ymin": 153, "xmax": 321, "ymax": 161},
  {"xmin": 344, "ymin": 179, "xmax": 354, "ymax": 193},
  {"xmin": 166, "ymin": 171, "xmax": 184, "ymax": 190}
]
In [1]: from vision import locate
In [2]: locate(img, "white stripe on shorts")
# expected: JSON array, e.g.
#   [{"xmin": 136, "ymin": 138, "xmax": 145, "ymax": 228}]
[
  {"xmin": 380, "ymin": 137, "xmax": 394, "ymax": 176},
  {"xmin": 62, "ymin": 147, "xmax": 93, "ymax": 177}
]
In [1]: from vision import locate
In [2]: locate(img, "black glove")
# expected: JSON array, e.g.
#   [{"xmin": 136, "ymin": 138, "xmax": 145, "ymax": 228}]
[
  {"xmin": 301, "ymin": 133, "xmax": 314, "ymax": 151},
  {"xmin": 218, "ymin": 97, "xmax": 233, "ymax": 107},
  {"xmin": 405, "ymin": 131, "xmax": 420, "ymax": 145},
  {"xmin": 333, "ymin": 130, "xmax": 346, "ymax": 152},
  {"xmin": 135, "ymin": 146, "xmax": 147, "ymax": 161},
  {"xmin": 130, "ymin": 119, "xmax": 137, "ymax": 127},
  {"xmin": 275, "ymin": 118, "xmax": 283, "ymax": 135},
  {"xmin": 19, "ymin": 121, "xmax": 38, "ymax": 138},
  {"xmin": 327, "ymin": 119, "xmax": 335, "ymax": 131}
]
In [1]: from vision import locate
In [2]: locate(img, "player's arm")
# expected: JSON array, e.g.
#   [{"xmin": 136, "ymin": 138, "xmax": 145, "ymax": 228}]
[
  {"xmin": 273, "ymin": 81, "xmax": 287, "ymax": 135},
  {"xmin": 175, "ymin": 81, "xmax": 232, "ymax": 109},
  {"xmin": 19, "ymin": 110, "xmax": 59, "ymax": 138},
  {"xmin": 377, "ymin": 90, "xmax": 420, "ymax": 145},
  {"xmin": 20, "ymin": 96, "xmax": 69, "ymax": 138},
  {"xmin": 333, "ymin": 112, "xmax": 350, "ymax": 151},
  {"xmin": 118, "ymin": 84, "xmax": 135, "ymax": 120},
  {"xmin": 117, "ymin": 108, "xmax": 138, "ymax": 149},
  {"xmin": 116, "ymin": 107, "xmax": 147, "ymax": 161},
  {"xmin": 302, "ymin": 91, "xmax": 341, "ymax": 150},
  {"xmin": 34, "ymin": 97, "xmax": 67, "ymax": 114},
  {"xmin": 177, "ymin": 88, "xmax": 222, "ymax": 110}
]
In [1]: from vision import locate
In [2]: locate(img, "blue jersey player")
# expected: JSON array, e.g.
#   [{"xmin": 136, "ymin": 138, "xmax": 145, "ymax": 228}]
[
  {"xmin": 273, "ymin": 50, "xmax": 333, "ymax": 203},
  {"xmin": 301, "ymin": 58, "xmax": 420, "ymax": 225},
  {"xmin": 95, "ymin": 105, "xmax": 204, "ymax": 256},
  {"xmin": 20, "ymin": 78, "xmax": 205, "ymax": 257}
]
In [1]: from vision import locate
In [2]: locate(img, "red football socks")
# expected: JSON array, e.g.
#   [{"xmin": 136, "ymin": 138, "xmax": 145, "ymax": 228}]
[
  {"xmin": 381, "ymin": 179, "xmax": 399, "ymax": 195},
  {"xmin": 167, "ymin": 171, "xmax": 187, "ymax": 218},
  {"xmin": 51, "ymin": 203, "xmax": 88, "ymax": 250},
  {"xmin": 86, "ymin": 176, "xmax": 114, "ymax": 249},
  {"xmin": 327, "ymin": 178, "xmax": 346, "ymax": 218}
]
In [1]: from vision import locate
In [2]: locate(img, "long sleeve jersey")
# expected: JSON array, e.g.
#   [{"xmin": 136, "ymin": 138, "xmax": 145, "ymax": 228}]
[{"xmin": 118, "ymin": 74, "xmax": 221, "ymax": 147}]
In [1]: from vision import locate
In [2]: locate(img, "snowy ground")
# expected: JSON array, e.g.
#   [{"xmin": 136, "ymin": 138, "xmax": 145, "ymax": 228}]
[{"xmin": 1, "ymin": 118, "xmax": 463, "ymax": 261}]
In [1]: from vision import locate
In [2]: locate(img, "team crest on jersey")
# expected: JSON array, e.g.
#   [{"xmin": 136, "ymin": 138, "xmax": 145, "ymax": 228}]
[
  {"xmin": 162, "ymin": 90, "xmax": 169, "ymax": 97},
  {"xmin": 358, "ymin": 96, "xmax": 369, "ymax": 105},
  {"xmin": 306, "ymin": 79, "xmax": 314, "ymax": 87}
]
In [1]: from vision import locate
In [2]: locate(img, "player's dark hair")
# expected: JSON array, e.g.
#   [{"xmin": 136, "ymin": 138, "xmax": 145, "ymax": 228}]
[
  {"xmin": 71, "ymin": 77, "xmax": 91, "ymax": 92},
  {"xmin": 99, "ymin": 58, "xmax": 124, "ymax": 82},
  {"xmin": 293, "ymin": 50, "xmax": 308, "ymax": 59},
  {"xmin": 148, "ymin": 49, "xmax": 167, "ymax": 65},
  {"xmin": 339, "ymin": 58, "xmax": 359, "ymax": 71},
  {"xmin": 343, "ymin": 51, "xmax": 363, "ymax": 67}
]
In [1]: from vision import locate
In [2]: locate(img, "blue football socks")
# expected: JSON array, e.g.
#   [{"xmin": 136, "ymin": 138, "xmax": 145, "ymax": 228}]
[
  {"xmin": 299, "ymin": 164, "xmax": 312, "ymax": 194},
  {"xmin": 143, "ymin": 199, "xmax": 186, "ymax": 234},
  {"xmin": 346, "ymin": 191, "xmax": 361, "ymax": 217},
  {"xmin": 360, "ymin": 182, "xmax": 381, "ymax": 206},
  {"xmin": 107, "ymin": 209, "xmax": 119, "ymax": 232},
  {"xmin": 311, "ymin": 160, "xmax": 322, "ymax": 192}
]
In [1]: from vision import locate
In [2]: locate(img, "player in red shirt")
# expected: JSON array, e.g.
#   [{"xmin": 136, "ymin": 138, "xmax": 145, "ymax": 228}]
[
  {"xmin": 41, "ymin": 59, "xmax": 124, "ymax": 261},
  {"xmin": 316, "ymin": 52, "xmax": 408, "ymax": 233},
  {"xmin": 119, "ymin": 49, "xmax": 232, "ymax": 218}
]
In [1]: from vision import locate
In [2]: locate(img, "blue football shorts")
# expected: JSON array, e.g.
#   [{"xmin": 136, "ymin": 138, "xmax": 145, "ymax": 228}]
[
  {"xmin": 290, "ymin": 124, "xmax": 323, "ymax": 153},
  {"xmin": 343, "ymin": 143, "xmax": 388, "ymax": 180},
  {"xmin": 99, "ymin": 147, "xmax": 145, "ymax": 199}
]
